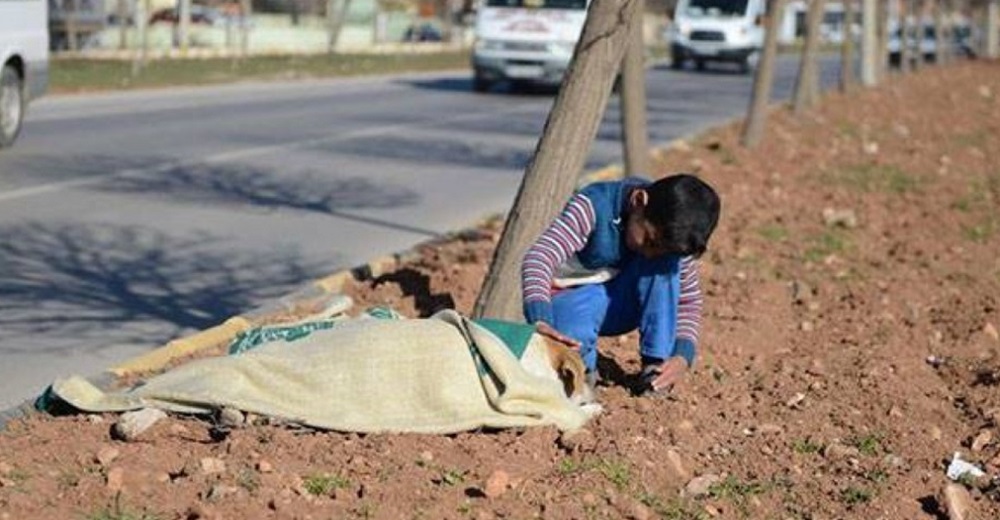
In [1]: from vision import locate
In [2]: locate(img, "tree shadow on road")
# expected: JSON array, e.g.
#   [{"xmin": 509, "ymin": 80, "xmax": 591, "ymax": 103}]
[{"xmin": 0, "ymin": 221, "xmax": 330, "ymax": 354}]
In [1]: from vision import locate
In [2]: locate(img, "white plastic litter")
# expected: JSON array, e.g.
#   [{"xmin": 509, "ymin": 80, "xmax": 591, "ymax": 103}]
[{"xmin": 946, "ymin": 452, "xmax": 987, "ymax": 481}]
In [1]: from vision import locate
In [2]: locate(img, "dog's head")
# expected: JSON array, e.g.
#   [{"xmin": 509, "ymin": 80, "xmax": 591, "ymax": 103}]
[{"xmin": 534, "ymin": 336, "xmax": 599, "ymax": 412}]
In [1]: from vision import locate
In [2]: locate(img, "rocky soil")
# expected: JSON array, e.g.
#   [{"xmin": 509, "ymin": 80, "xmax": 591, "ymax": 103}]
[{"xmin": 2, "ymin": 61, "xmax": 999, "ymax": 520}]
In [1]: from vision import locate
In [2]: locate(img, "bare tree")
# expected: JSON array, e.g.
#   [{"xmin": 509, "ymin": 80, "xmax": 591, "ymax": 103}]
[
  {"xmin": 988, "ymin": 0, "xmax": 1000, "ymax": 58},
  {"xmin": 861, "ymin": 0, "xmax": 878, "ymax": 85},
  {"xmin": 179, "ymin": 0, "xmax": 191, "ymax": 54},
  {"xmin": 741, "ymin": 0, "xmax": 786, "ymax": 148},
  {"xmin": 841, "ymin": 0, "xmax": 857, "ymax": 90},
  {"xmin": 241, "ymin": 0, "xmax": 253, "ymax": 57},
  {"xmin": 473, "ymin": 0, "xmax": 643, "ymax": 321},
  {"xmin": 936, "ymin": 0, "xmax": 949, "ymax": 63},
  {"xmin": 620, "ymin": 0, "xmax": 650, "ymax": 177},
  {"xmin": 900, "ymin": 0, "xmax": 915, "ymax": 73},
  {"xmin": 877, "ymin": 0, "xmax": 891, "ymax": 79},
  {"xmin": 66, "ymin": 0, "xmax": 79, "ymax": 52},
  {"xmin": 327, "ymin": 0, "xmax": 353, "ymax": 52},
  {"xmin": 118, "ymin": 0, "xmax": 129, "ymax": 50},
  {"xmin": 793, "ymin": 0, "xmax": 826, "ymax": 113}
]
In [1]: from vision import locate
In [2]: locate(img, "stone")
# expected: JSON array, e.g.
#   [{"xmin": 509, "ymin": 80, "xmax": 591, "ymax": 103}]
[
  {"xmin": 112, "ymin": 408, "xmax": 167, "ymax": 442},
  {"xmin": 822, "ymin": 208, "xmax": 858, "ymax": 229},
  {"xmin": 200, "ymin": 457, "xmax": 226, "ymax": 475},
  {"xmin": 582, "ymin": 493, "xmax": 598, "ymax": 507},
  {"xmin": 559, "ymin": 428, "xmax": 594, "ymax": 452},
  {"xmin": 786, "ymin": 393, "xmax": 806, "ymax": 408},
  {"xmin": 484, "ymin": 470, "xmax": 509, "ymax": 499},
  {"xmin": 942, "ymin": 483, "xmax": 972, "ymax": 520},
  {"xmin": 984, "ymin": 323, "xmax": 999, "ymax": 342},
  {"xmin": 629, "ymin": 501, "xmax": 653, "ymax": 520},
  {"xmin": 106, "ymin": 467, "xmax": 125, "ymax": 492},
  {"xmin": 217, "ymin": 407, "xmax": 245, "ymax": 428},
  {"xmin": 665, "ymin": 449, "xmax": 689, "ymax": 480},
  {"xmin": 257, "ymin": 460, "xmax": 274, "ymax": 473},
  {"xmin": 419, "ymin": 450, "xmax": 434, "ymax": 463},
  {"xmin": 971, "ymin": 430, "xmax": 993, "ymax": 452},
  {"xmin": 759, "ymin": 423, "xmax": 784, "ymax": 435},
  {"xmin": 823, "ymin": 442, "xmax": 860, "ymax": 460},
  {"xmin": 930, "ymin": 426, "xmax": 943, "ymax": 441},
  {"xmin": 96, "ymin": 446, "xmax": 121, "ymax": 467},
  {"xmin": 0, "ymin": 462, "xmax": 12, "ymax": 476},
  {"xmin": 888, "ymin": 406, "xmax": 904, "ymax": 419},
  {"xmin": 684, "ymin": 474, "xmax": 721, "ymax": 498}
]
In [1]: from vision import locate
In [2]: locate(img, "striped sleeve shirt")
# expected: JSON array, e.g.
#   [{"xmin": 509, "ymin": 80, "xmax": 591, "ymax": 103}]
[{"xmin": 521, "ymin": 193, "xmax": 704, "ymax": 348}]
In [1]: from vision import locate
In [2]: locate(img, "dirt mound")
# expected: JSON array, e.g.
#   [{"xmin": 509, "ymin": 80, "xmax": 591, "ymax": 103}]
[{"xmin": 2, "ymin": 62, "xmax": 999, "ymax": 520}]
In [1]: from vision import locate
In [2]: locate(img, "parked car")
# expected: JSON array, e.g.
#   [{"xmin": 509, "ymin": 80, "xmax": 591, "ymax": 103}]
[
  {"xmin": 888, "ymin": 20, "xmax": 976, "ymax": 68},
  {"xmin": 149, "ymin": 5, "xmax": 222, "ymax": 26},
  {"xmin": 0, "ymin": 0, "xmax": 48, "ymax": 148}
]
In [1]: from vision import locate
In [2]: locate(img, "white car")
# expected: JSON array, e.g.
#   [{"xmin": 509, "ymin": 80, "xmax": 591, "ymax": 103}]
[
  {"xmin": 0, "ymin": 0, "xmax": 49, "ymax": 148},
  {"xmin": 667, "ymin": 0, "xmax": 766, "ymax": 73}
]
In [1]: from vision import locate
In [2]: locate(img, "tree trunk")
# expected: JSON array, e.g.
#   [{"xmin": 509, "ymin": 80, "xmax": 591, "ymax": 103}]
[
  {"xmin": 934, "ymin": 0, "xmax": 947, "ymax": 63},
  {"xmin": 741, "ymin": 0, "xmax": 785, "ymax": 148},
  {"xmin": 328, "ymin": 0, "xmax": 352, "ymax": 53},
  {"xmin": 900, "ymin": 0, "xmax": 914, "ymax": 73},
  {"xmin": 861, "ymin": 0, "xmax": 878, "ymax": 85},
  {"xmin": 620, "ymin": 0, "xmax": 649, "ymax": 177},
  {"xmin": 240, "ymin": 0, "xmax": 252, "ymax": 57},
  {"xmin": 793, "ymin": 0, "xmax": 825, "ymax": 113},
  {"xmin": 876, "ymin": 0, "xmax": 890, "ymax": 79},
  {"xmin": 66, "ymin": 0, "xmax": 79, "ymax": 52},
  {"xmin": 472, "ymin": 0, "xmax": 642, "ymax": 321},
  {"xmin": 841, "ymin": 0, "xmax": 856, "ymax": 90},
  {"xmin": 988, "ymin": 0, "xmax": 999, "ymax": 59},
  {"xmin": 179, "ymin": 0, "xmax": 191, "ymax": 54},
  {"xmin": 118, "ymin": 0, "xmax": 129, "ymax": 50},
  {"xmin": 131, "ymin": 0, "xmax": 146, "ymax": 77}
]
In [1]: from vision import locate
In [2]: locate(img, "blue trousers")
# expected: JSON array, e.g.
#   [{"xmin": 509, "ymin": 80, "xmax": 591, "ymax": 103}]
[{"xmin": 550, "ymin": 255, "xmax": 680, "ymax": 372}]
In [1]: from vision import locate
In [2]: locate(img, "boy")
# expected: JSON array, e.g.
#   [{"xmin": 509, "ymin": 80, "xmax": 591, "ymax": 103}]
[{"xmin": 521, "ymin": 174, "xmax": 720, "ymax": 395}]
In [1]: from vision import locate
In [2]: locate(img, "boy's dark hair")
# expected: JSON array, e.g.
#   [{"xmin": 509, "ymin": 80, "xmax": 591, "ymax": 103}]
[{"xmin": 644, "ymin": 173, "xmax": 721, "ymax": 258}]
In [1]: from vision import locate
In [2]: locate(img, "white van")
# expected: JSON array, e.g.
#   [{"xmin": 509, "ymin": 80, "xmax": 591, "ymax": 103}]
[
  {"xmin": 667, "ymin": 0, "xmax": 765, "ymax": 73},
  {"xmin": 471, "ymin": 0, "xmax": 588, "ymax": 92},
  {"xmin": 0, "ymin": 0, "xmax": 49, "ymax": 148}
]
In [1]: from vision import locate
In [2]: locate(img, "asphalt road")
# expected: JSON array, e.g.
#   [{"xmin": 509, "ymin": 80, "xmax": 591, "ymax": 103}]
[{"xmin": 0, "ymin": 54, "xmax": 845, "ymax": 409}]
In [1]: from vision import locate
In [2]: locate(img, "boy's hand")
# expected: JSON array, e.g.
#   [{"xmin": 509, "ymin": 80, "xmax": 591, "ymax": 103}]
[
  {"xmin": 534, "ymin": 321, "xmax": 581, "ymax": 350},
  {"xmin": 649, "ymin": 356, "xmax": 689, "ymax": 392}
]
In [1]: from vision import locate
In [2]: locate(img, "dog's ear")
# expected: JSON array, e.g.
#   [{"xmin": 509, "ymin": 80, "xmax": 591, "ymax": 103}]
[{"xmin": 557, "ymin": 356, "xmax": 587, "ymax": 398}]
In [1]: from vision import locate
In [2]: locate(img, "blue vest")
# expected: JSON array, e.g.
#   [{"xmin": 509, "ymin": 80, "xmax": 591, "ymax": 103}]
[{"xmin": 576, "ymin": 177, "xmax": 648, "ymax": 269}]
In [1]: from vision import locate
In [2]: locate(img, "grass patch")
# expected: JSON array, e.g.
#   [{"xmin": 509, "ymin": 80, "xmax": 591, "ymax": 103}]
[
  {"xmin": 50, "ymin": 51, "xmax": 472, "ymax": 94},
  {"xmin": 708, "ymin": 475, "xmax": 771, "ymax": 515},
  {"xmin": 792, "ymin": 438, "xmax": 823, "ymax": 455},
  {"xmin": 757, "ymin": 223, "xmax": 789, "ymax": 242},
  {"xmin": 849, "ymin": 432, "xmax": 884, "ymax": 457},
  {"xmin": 639, "ymin": 492, "xmax": 710, "ymax": 520},
  {"xmin": 436, "ymin": 468, "xmax": 467, "ymax": 487},
  {"xmin": 840, "ymin": 485, "xmax": 873, "ymax": 506},
  {"xmin": 803, "ymin": 230, "xmax": 850, "ymax": 263},
  {"xmin": 827, "ymin": 163, "xmax": 920, "ymax": 194},
  {"xmin": 302, "ymin": 473, "xmax": 350, "ymax": 496},
  {"xmin": 85, "ymin": 495, "xmax": 161, "ymax": 520},
  {"xmin": 597, "ymin": 459, "xmax": 632, "ymax": 491},
  {"xmin": 962, "ymin": 219, "xmax": 998, "ymax": 243}
]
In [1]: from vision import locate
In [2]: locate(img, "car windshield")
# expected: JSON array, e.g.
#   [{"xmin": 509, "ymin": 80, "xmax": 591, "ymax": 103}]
[
  {"xmin": 684, "ymin": 0, "xmax": 749, "ymax": 17},
  {"xmin": 486, "ymin": 0, "xmax": 587, "ymax": 9}
]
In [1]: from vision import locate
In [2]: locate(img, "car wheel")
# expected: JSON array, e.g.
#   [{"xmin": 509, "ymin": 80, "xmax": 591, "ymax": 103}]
[
  {"xmin": 740, "ymin": 50, "xmax": 760, "ymax": 74},
  {"xmin": 472, "ymin": 71, "xmax": 491, "ymax": 93},
  {"xmin": 0, "ymin": 64, "xmax": 25, "ymax": 149},
  {"xmin": 695, "ymin": 59, "xmax": 706, "ymax": 71}
]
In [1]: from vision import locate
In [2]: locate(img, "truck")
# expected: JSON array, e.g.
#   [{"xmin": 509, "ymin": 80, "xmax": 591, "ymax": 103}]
[
  {"xmin": 0, "ymin": 0, "xmax": 50, "ymax": 148},
  {"xmin": 666, "ymin": 0, "xmax": 765, "ymax": 73},
  {"xmin": 471, "ymin": 0, "xmax": 589, "ymax": 92}
]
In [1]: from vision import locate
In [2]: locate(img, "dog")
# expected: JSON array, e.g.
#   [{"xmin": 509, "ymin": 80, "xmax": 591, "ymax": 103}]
[{"xmin": 519, "ymin": 332, "xmax": 602, "ymax": 417}]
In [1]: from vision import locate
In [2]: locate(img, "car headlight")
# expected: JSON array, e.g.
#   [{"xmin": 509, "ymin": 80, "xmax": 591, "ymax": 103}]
[
  {"xmin": 675, "ymin": 22, "xmax": 691, "ymax": 37},
  {"xmin": 548, "ymin": 41, "xmax": 576, "ymax": 57},
  {"xmin": 475, "ymin": 39, "xmax": 503, "ymax": 52}
]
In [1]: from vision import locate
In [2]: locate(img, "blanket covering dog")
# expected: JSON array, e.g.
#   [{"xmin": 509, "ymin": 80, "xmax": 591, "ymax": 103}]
[{"xmin": 50, "ymin": 310, "xmax": 590, "ymax": 433}]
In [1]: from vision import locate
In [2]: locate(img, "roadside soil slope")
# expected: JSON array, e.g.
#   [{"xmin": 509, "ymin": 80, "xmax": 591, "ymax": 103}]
[{"xmin": 2, "ymin": 61, "xmax": 1000, "ymax": 520}]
